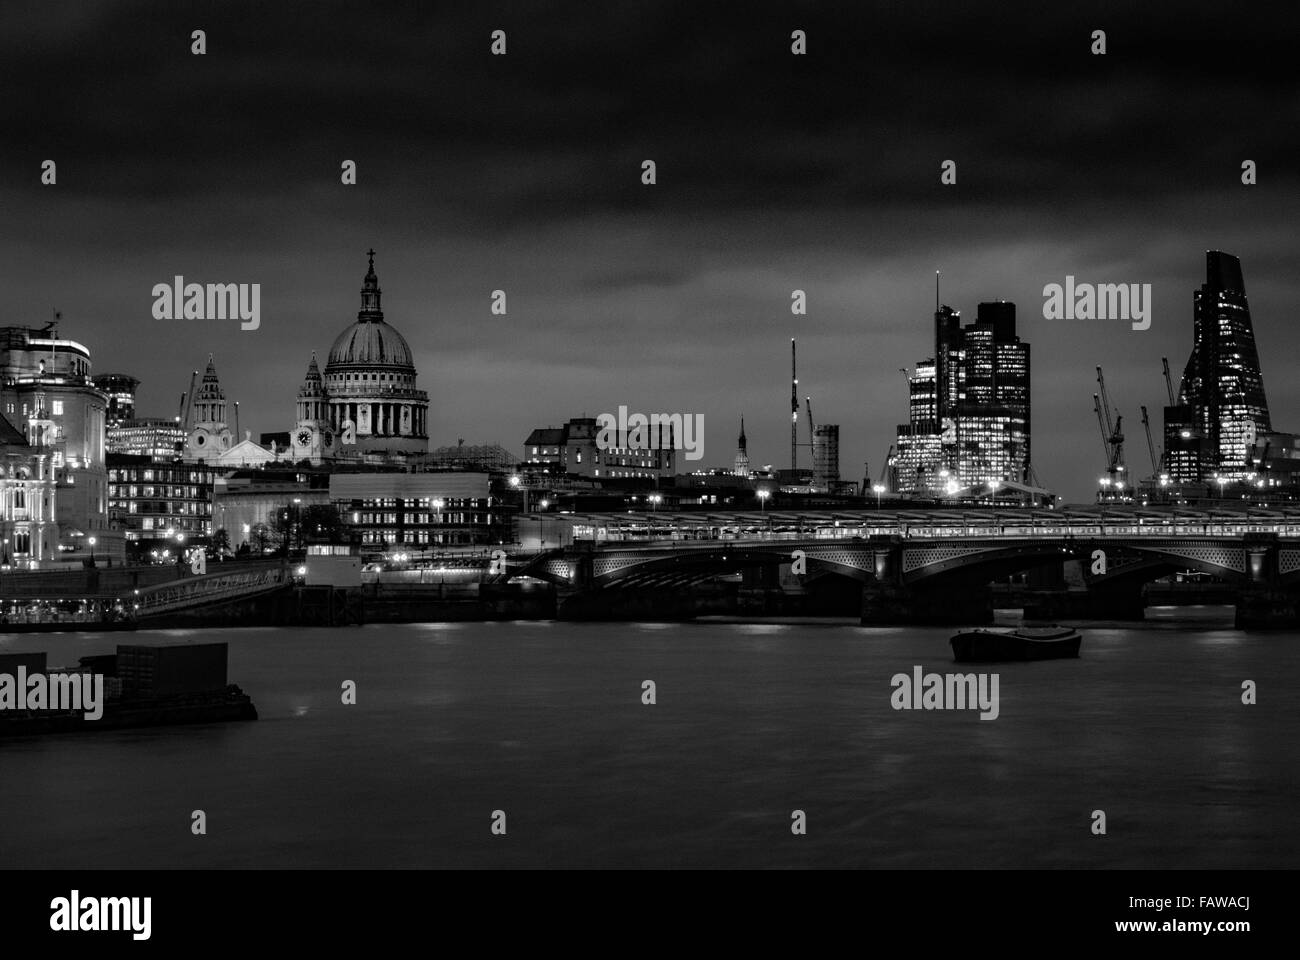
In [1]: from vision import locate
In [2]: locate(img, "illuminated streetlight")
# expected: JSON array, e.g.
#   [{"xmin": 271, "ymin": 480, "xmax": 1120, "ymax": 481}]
[
  {"xmin": 757, "ymin": 488, "xmax": 770, "ymax": 512},
  {"xmin": 872, "ymin": 483, "xmax": 885, "ymax": 509},
  {"xmin": 88, "ymin": 536, "xmax": 96, "ymax": 564},
  {"xmin": 649, "ymin": 493, "xmax": 662, "ymax": 512}
]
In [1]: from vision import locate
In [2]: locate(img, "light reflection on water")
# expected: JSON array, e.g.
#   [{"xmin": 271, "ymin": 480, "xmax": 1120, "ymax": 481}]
[{"xmin": 0, "ymin": 615, "xmax": 1294, "ymax": 868}]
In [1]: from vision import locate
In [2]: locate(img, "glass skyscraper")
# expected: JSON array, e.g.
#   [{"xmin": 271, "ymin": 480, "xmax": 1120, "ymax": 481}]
[
  {"xmin": 892, "ymin": 299, "xmax": 1031, "ymax": 495},
  {"xmin": 1164, "ymin": 251, "xmax": 1271, "ymax": 482}
]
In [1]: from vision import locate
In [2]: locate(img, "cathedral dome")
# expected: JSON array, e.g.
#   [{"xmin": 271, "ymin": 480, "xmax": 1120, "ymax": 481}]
[
  {"xmin": 326, "ymin": 319, "xmax": 414, "ymax": 369},
  {"xmin": 323, "ymin": 249, "xmax": 416, "ymax": 371}
]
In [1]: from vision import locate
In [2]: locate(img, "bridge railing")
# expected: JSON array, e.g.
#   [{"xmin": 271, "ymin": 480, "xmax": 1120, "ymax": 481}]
[
  {"xmin": 132, "ymin": 561, "xmax": 290, "ymax": 616},
  {"xmin": 578, "ymin": 519, "xmax": 1300, "ymax": 545}
]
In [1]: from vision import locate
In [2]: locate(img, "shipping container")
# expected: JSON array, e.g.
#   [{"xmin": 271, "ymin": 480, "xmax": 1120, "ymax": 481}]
[{"xmin": 116, "ymin": 643, "xmax": 228, "ymax": 699}]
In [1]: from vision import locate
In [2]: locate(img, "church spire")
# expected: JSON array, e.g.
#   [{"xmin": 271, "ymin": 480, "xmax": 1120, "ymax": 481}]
[
  {"xmin": 734, "ymin": 415, "xmax": 750, "ymax": 477},
  {"xmin": 359, "ymin": 248, "xmax": 382, "ymax": 320}
]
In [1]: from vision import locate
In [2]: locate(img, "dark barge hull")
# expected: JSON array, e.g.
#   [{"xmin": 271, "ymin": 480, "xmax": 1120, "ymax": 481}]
[
  {"xmin": 0, "ymin": 686, "xmax": 257, "ymax": 737},
  {"xmin": 950, "ymin": 627, "xmax": 1081, "ymax": 663}
]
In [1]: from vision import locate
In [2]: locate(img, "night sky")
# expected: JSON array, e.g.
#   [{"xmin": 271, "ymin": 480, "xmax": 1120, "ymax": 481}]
[{"xmin": 3, "ymin": 1, "xmax": 1298, "ymax": 500}]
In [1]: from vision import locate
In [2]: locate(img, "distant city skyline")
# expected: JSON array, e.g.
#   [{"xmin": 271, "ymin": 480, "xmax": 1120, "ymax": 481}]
[{"xmin": 4, "ymin": 2, "xmax": 1299, "ymax": 501}]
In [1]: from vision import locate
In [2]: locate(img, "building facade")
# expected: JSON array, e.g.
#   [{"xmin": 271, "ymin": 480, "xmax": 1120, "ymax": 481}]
[
  {"xmin": 108, "ymin": 417, "xmax": 187, "ymax": 459},
  {"xmin": 523, "ymin": 417, "xmax": 677, "ymax": 480},
  {"xmin": 0, "ymin": 324, "xmax": 112, "ymax": 556},
  {"xmin": 329, "ymin": 472, "xmax": 506, "ymax": 549},
  {"xmin": 0, "ymin": 412, "xmax": 57, "ymax": 568},
  {"xmin": 107, "ymin": 453, "xmax": 214, "ymax": 556}
]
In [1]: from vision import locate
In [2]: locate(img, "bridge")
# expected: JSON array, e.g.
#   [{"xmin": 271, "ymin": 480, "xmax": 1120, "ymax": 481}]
[
  {"xmin": 493, "ymin": 506, "xmax": 1300, "ymax": 626},
  {"xmin": 131, "ymin": 560, "xmax": 292, "ymax": 618}
]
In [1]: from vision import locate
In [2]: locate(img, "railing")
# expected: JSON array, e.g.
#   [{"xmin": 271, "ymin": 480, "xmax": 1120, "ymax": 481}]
[
  {"xmin": 133, "ymin": 561, "xmax": 290, "ymax": 616},
  {"xmin": 576, "ymin": 519, "xmax": 1300, "ymax": 546}
]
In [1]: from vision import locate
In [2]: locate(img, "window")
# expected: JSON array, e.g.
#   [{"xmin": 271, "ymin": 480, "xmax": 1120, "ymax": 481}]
[{"xmin": 52, "ymin": 400, "xmax": 64, "ymax": 415}]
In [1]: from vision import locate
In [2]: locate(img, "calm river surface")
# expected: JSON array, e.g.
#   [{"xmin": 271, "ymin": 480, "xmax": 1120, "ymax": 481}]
[{"xmin": 2, "ymin": 611, "xmax": 1294, "ymax": 867}]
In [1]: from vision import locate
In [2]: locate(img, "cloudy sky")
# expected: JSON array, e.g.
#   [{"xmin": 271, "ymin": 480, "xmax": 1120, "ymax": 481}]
[{"xmin": 3, "ymin": 0, "xmax": 1297, "ymax": 500}]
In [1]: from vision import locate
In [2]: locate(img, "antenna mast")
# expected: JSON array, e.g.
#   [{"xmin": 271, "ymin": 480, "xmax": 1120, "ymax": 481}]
[{"xmin": 790, "ymin": 338, "xmax": 798, "ymax": 472}]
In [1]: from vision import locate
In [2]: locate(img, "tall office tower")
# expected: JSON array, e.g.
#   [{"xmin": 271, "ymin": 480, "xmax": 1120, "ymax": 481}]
[
  {"xmin": 952, "ymin": 301, "xmax": 1030, "ymax": 489},
  {"xmin": 812, "ymin": 423, "xmax": 840, "ymax": 489},
  {"xmin": 892, "ymin": 298, "xmax": 1031, "ymax": 496},
  {"xmin": 893, "ymin": 360, "xmax": 942, "ymax": 494},
  {"xmin": 1165, "ymin": 251, "xmax": 1271, "ymax": 482},
  {"xmin": 934, "ymin": 303, "xmax": 963, "ymax": 424},
  {"xmin": 93, "ymin": 374, "xmax": 140, "ymax": 427}
]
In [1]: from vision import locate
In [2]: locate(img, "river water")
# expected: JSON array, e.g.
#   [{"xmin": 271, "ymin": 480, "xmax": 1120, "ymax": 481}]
[{"xmin": 1, "ymin": 610, "xmax": 1295, "ymax": 868}]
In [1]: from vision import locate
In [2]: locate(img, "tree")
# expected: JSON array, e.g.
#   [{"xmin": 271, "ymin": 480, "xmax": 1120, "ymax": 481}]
[
  {"xmin": 250, "ymin": 522, "xmax": 273, "ymax": 555},
  {"xmin": 210, "ymin": 527, "xmax": 231, "ymax": 559},
  {"xmin": 301, "ymin": 504, "xmax": 343, "ymax": 544}
]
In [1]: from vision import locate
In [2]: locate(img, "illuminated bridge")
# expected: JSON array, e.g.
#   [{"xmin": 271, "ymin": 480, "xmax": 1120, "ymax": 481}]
[{"xmin": 493, "ymin": 506, "xmax": 1300, "ymax": 626}]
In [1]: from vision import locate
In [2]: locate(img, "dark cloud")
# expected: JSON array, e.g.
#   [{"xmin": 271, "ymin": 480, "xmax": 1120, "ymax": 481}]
[{"xmin": 2, "ymin": 1, "xmax": 1298, "ymax": 499}]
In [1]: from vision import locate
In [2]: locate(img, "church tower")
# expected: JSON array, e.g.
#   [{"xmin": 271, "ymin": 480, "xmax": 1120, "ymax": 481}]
[
  {"xmin": 292, "ymin": 353, "xmax": 336, "ymax": 462},
  {"xmin": 185, "ymin": 356, "xmax": 233, "ymax": 460},
  {"xmin": 734, "ymin": 416, "xmax": 750, "ymax": 477}
]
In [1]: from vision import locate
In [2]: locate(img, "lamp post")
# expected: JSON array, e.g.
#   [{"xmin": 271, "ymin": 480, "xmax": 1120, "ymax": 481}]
[
  {"xmin": 87, "ymin": 536, "xmax": 96, "ymax": 565},
  {"xmin": 757, "ymin": 488, "xmax": 770, "ymax": 513},
  {"xmin": 872, "ymin": 483, "xmax": 885, "ymax": 510},
  {"xmin": 648, "ymin": 493, "xmax": 661, "ymax": 512}
]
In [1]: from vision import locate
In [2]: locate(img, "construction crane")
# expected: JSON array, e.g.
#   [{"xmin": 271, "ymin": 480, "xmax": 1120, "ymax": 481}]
[
  {"xmin": 790, "ymin": 339, "xmax": 798, "ymax": 472},
  {"xmin": 1162, "ymin": 357, "xmax": 1177, "ymax": 407},
  {"xmin": 1094, "ymin": 366, "xmax": 1126, "ymax": 489},
  {"xmin": 181, "ymin": 369, "xmax": 199, "ymax": 430},
  {"xmin": 805, "ymin": 396, "xmax": 816, "ymax": 446},
  {"xmin": 1140, "ymin": 405, "xmax": 1160, "ymax": 476}
]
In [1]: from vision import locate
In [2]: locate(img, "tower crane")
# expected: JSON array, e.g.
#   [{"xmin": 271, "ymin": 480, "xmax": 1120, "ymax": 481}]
[
  {"xmin": 1094, "ymin": 366, "xmax": 1126, "ymax": 491},
  {"xmin": 1140, "ymin": 405, "xmax": 1160, "ymax": 476},
  {"xmin": 1161, "ymin": 357, "xmax": 1177, "ymax": 407}
]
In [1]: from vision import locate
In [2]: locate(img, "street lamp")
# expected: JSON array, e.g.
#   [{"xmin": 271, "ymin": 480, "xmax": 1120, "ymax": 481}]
[
  {"xmin": 757, "ymin": 488, "xmax": 770, "ymax": 512},
  {"xmin": 872, "ymin": 483, "xmax": 885, "ymax": 509},
  {"xmin": 87, "ymin": 536, "xmax": 96, "ymax": 564},
  {"xmin": 648, "ymin": 493, "xmax": 662, "ymax": 512}
]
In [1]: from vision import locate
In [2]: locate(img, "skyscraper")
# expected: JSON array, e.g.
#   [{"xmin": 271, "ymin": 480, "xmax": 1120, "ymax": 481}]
[
  {"xmin": 891, "ymin": 297, "xmax": 1031, "ymax": 496},
  {"xmin": 1164, "ymin": 251, "xmax": 1271, "ymax": 482}
]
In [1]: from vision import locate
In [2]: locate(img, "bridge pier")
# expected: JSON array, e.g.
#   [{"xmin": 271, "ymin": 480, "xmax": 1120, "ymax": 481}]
[
  {"xmin": 1232, "ymin": 534, "xmax": 1299, "ymax": 629},
  {"xmin": 1234, "ymin": 587, "xmax": 1300, "ymax": 629}
]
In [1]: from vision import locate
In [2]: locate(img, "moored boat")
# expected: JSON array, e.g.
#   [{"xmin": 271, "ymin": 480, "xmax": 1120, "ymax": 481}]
[{"xmin": 950, "ymin": 625, "xmax": 1081, "ymax": 663}]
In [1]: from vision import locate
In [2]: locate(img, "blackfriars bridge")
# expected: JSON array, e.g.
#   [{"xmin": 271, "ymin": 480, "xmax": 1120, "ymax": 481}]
[{"xmin": 495, "ymin": 505, "xmax": 1300, "ymax": 627}]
